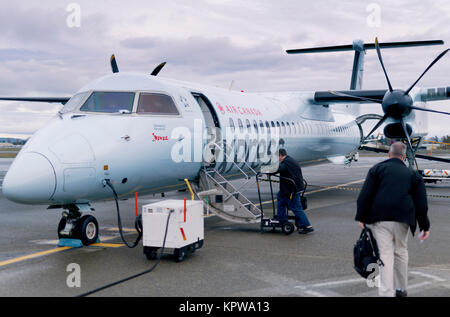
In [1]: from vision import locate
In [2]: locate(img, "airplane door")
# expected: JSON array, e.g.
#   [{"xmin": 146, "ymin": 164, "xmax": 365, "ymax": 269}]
[{"xmin": 191, "ymin": 93, "xmax": 221, "ymax": 166}]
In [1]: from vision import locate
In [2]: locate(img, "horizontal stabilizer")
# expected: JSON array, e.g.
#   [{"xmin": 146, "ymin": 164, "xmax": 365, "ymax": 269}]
[
  {"xmin": 0, "ymin": 97, "xmax": 70, "ymax": 104},
  {"xmin": 313, "ymin": 90, "xmax": 387, "ymax": 104},
  {"xmin": 287, "ymin": 40, "xmax": 444, "ymax": 54}
]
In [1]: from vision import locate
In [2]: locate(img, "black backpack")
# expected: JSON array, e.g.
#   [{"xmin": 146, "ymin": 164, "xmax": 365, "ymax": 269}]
[{"xmin": 353, "ymin": 227, "xmax": 384, "ymax": 278}]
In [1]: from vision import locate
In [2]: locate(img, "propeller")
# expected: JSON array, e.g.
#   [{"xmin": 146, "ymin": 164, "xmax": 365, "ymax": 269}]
[
  {"xmin": 330, "ymin": 38, "xmax": 450, "ymax": 144},
  {"xmin": 110, "ymin": 54, "xmax": 119, "ymax": 73},
  {"xmin": 110, "ymin": 55, "xmax": 166, "ymax": 76},
  {"xmin": 151, "ymin": 62, "xmax": 166, "ymax": 76}
]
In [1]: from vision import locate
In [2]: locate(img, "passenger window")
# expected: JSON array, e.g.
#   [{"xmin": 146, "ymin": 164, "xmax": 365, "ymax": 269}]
[
  {"xmin": 229, "ymin": 118, "xmax": 235, "ymax": 132},
  {"xmin": 281, "ymin": 122, "xmax": 286, "ymax": 134},
  {"xmin": 137, "ymin": 93, "xmax": 179, "ymax": 115},
  {"xmin": 253, "ymin": 120, "xmax": 258, "ymax": 133},
  {"xmin": 291, "ymin": 122, "xmax": 296, "ymax": 134},
  {"xmin": 246, "ymin": 119, "xmax": 251, "ymax": 132},
  {"xmin": 80, "ymin": 91, "xmax": 135, "ymax": 113},
  {"xmin": 238, "ymin": 119, "xmax": 244, "ymax": 132}
]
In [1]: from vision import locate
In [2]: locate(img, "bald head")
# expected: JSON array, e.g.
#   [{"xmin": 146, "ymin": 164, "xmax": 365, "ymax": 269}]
[{"xmin": 389, "ymin": 142, "xmax": 407, "ymax": 160}]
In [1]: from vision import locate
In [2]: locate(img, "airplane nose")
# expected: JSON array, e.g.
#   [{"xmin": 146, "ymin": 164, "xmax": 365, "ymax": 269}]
[{"xmin": 2, "ymin": 152, "xmax": 56, "ymax": 204}]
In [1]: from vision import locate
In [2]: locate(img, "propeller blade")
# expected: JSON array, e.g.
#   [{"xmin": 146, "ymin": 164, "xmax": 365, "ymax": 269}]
[
  {"xmin": 409, "ymin": 105, "xmax": 450, "ymax": 116},
  {"xmin": 329, "ymin": 90, "xmax": 383, "ymax": 104},
  {"xmin": 151, "ymin": 62, "xmax": 166, "ymax": 76},
  {"xmin": 110, "ymin": 54, "xmax": 119, "ymax": 73},
  {"xmin": 364, "ymin": 114, "xmax": 389, "ymax": 140},
  {"xmin": 375, "ymin": 37, "xmax": 394, "ymax": 92},
  {"xmin": 401, "ymin": 118, "xmax": 413, "ymax": 151},
  {"xmin": 405, "ymin": 48, "xmax": 450, "ymax": 94}
]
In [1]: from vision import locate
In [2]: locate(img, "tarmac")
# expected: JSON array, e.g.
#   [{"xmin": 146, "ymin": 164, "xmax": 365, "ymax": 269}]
[{"xmin": 0, "ymin": 155, "xmax": 449, "ymax": 297}]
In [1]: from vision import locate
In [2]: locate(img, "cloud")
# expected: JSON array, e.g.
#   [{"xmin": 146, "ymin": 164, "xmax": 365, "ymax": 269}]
[{"xmin": 0, "ymin": 0, "xmax": 449, "ymax": 137}]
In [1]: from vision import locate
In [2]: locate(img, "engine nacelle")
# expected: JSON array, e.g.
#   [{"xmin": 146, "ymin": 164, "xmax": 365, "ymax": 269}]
[{"xmin": 384, "ymin": 122, "xmax": 412, "ymax": 139}]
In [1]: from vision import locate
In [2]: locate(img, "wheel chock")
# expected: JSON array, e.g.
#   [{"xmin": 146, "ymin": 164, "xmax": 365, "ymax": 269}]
[
  {"xmin": 58, "ymin": 237, "xmax": 101, "ymax": 248},
  {"xmin": 58, "ymin": 239, "xmax": 83, "ymax": 248}
]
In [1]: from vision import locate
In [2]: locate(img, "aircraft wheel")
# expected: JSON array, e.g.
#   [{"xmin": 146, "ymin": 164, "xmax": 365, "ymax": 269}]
[
  {"xmin": 77, "ymin": 215, "xmax": 99, "ymax": 246},
  {"xmin": 57, "ymin": 217, "xmax": 66, "ymax": 239},
  {"xmin": 58, "ymin": 217, "xmax": 81, "ymax": 240}
]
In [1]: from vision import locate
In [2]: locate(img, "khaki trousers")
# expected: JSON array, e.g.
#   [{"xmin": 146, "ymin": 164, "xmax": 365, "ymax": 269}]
[{"xmin": 370, "ymin": 221, "xmax": 409, "ymax": 297}]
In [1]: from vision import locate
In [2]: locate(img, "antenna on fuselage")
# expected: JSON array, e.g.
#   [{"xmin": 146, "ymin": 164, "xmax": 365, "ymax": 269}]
[{"xmin": 229, "ymin": 80, "xmax": 235, "ymax": 91}]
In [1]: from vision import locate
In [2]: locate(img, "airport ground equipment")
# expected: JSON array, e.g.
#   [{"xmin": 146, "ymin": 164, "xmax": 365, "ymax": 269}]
[
  {"xmin": 197, "ymin": 166, "xmax": 262, "ymax": 224},
  {"xmin": 142, "ymin": 200, "xmax": 204, "ymax": 262},
  {"xmin": 256, "ymin": 173, "xmax": 307, "ymax": 235},
  {"xmin": 420, "ymin": 169, "xmax": 450, "ymax": 183}
]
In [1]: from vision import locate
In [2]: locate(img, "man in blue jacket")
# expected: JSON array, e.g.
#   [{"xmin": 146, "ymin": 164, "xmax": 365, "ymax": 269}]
[
  {"xmin": 355, "ymin": 142, "xmax": 430, "ymax": 297},
  {"xmin": 276, "ymin": 149, "xmax": 314, "ymax": 234}
]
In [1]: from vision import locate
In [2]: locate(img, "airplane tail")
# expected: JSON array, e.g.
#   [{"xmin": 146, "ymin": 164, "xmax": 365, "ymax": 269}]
[{"xmin": 287, "ymin": 39, "xmax": 444, "ymax": 116}]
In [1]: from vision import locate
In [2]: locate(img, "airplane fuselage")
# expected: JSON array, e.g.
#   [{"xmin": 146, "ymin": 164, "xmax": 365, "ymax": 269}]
[{"xmin": 3, "ymin": 73, "xmax": 364, "ymax": 205}]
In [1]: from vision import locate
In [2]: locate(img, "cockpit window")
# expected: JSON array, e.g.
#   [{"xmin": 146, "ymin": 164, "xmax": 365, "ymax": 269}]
[
  {"xmin": 137, "ymin": 93, "xmax": 180, "ymax": 115},
  {"xmin": 60, "ymin": 92, "xmax": 88, "ymax": 114},
  {"xmin": 80, "ymin": 92, "xmax": 135, "ymax": 113}
]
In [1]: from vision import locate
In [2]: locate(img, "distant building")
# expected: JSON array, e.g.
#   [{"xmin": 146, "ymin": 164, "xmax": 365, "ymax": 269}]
[{"xmin": 0, "ymin": 143, "xmax": 17, "ymax": 148}]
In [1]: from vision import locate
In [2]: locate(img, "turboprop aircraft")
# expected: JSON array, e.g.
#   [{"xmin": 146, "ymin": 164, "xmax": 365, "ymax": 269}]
[{"xmin": 1, "ymin": 38, "xmax": 449, "ymax": 245}]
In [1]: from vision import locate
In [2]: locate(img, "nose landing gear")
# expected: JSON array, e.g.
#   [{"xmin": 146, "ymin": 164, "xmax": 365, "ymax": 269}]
[{"xmin": 57, "ymin": 205, "xmax": 99, "ymax": 246}]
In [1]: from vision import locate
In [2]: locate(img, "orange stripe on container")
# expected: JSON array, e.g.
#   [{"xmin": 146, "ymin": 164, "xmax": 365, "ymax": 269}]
[{"xmin": 180, "ymin": 228, "xmax": 187, "ymax": 241}]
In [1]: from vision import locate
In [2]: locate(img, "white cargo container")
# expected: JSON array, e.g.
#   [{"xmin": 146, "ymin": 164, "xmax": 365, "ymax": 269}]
[{"xmin": 142, "ymin": 199, "xmax": 204, "ymax": 262}]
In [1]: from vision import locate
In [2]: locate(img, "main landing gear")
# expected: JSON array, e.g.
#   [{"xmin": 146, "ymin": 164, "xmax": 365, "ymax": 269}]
[{"xmin": 57, "ymin": 206, "xmax": 99, "ymax": 246}]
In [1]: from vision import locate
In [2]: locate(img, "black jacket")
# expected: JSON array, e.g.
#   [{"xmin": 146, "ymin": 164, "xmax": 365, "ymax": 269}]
[
  {"xmin": 355, "ymin": 158, "xmax": 430, "ymax": 235},
  {"xmin": 275, "ymin": 155, "xmax": 305, "ymax": 198}
]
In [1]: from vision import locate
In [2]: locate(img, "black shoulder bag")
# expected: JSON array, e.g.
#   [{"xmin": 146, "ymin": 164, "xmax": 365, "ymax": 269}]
[{"xmin": 353, "ymin": 226, "xmax": 384, "ymax": 278}]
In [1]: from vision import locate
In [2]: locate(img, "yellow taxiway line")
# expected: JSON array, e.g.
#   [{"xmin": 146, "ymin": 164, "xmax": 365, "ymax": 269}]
[
  {"xmin": 0, "ymin": 179, "xmax": 366, "ymax": 268},
  {"xmin": 257, "ymin": 179, "xmax": 365, "ymax": 206},
  {"xmin": 0, "ymin": 247, "xmax": 73, "ymax": 267},
  {"xmin": 0, "ymin": 235, "xmax": 127, "ymax": 268}
]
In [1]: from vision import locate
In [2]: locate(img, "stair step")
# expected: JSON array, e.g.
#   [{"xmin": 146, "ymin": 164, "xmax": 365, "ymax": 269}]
[{"xmin": 199, "ymin": 167, "xmax": 262, "ymax": 224}]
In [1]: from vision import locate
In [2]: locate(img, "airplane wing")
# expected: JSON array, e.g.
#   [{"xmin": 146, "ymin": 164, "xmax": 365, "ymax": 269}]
[{"xmin": 0, "ymin": 97, "xmax": 70, "ymax": 104}]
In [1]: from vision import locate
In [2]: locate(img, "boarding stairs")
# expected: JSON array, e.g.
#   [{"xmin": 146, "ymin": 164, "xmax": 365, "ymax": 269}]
[{"xmin": 197, "ymin": 143, "xmax": 262, "ymax": 224}]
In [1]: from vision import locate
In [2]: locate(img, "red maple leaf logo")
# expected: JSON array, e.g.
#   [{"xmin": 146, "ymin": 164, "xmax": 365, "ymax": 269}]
[{"xmin": 217, "ymin": 102, "xmax": 225, "ymax": 114}]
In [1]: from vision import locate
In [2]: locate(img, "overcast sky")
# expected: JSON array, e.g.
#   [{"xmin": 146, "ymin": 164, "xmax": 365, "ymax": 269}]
[{"xmin": 0, "ymin": 0, "xmax": 449, "ymax": 138}]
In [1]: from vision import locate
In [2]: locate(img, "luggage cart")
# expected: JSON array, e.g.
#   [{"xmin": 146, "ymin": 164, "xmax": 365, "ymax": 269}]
[{"xmin": 256, "ymin": 173, "xmax": 307, "ymax": 235}]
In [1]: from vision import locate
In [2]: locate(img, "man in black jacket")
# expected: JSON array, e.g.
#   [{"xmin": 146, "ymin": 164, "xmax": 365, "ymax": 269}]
[
  {"xmin": 355, "ymin": 142, "xmax": 430, "ymax": 297},
  {"xmin": 275, "ymin": 149, "xmax": 313, "ymax": 234}
]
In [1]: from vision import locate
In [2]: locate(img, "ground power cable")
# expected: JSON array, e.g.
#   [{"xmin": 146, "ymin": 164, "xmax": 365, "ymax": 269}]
[{"xmin": 76, "ymin": 180, "xmax": 173, "ymax": 297}]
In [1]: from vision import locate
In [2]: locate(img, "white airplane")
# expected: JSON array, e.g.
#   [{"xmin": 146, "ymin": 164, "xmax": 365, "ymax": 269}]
[{"xmin": 1, "ymin": 38, "xmax": 449, "ymax": 245}]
